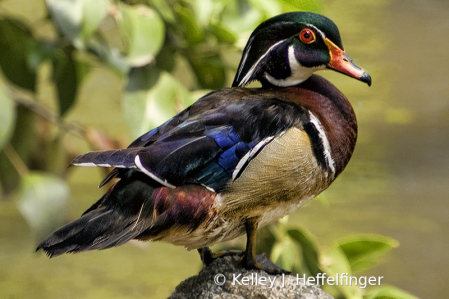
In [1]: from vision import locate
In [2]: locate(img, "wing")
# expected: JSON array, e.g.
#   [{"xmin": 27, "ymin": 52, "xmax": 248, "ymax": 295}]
[{"xmin": 72, "ymin": 88, "xmax": 306, "ymax": 192}]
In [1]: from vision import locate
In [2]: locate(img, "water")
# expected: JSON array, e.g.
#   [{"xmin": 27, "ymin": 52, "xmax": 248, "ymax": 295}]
[{"xmin": 1, "ymin": 0, "xmax": 448, "ymax": 298}]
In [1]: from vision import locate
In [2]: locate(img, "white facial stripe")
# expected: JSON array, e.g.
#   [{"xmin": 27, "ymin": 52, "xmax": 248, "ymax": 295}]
[
  {"xmin": 135, "ymin": 155, "xmax": 176, "ymax": 189},
  {"xmin": 308, "ymin": 112, "xmax": 336, "ymax": 175},
  {"xmin": 238, "ymin": 39, "xmax": 286, "ymax": 87},
  {"xmin": 264, "ymin": 46, "xmax": 325, "ymax": 87},
  {"xmin": 304, "ymin": 23, "xmax": 326, "ymax": 40},
  {"xmin": 232, "ymin": 135, "xmax": 276, "ymax": 180}
]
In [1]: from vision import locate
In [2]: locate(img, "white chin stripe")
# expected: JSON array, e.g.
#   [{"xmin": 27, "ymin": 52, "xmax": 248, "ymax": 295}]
[
  {"xmin": 135, "ymin": 155, "xmax": 176, "ymax": 189},
  {"xmin": 265, "ymin": 46, "xmax": 325, "ymax": 87},
  {"xmin": 308, "ymin": 112, "xmax": 336, "ymax": 175}
]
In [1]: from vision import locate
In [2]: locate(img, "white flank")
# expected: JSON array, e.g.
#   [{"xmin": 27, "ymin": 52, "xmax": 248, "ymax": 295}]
[
  {"xmin": 232, "ymin": 135, "xmax": 276, "ymax": 180},
  {"xmin": 308, "ymin": 112, "xmax": 336, "ymax": 175},
  {"xmin": 265, "ymin": 45, "xmax": 325, "ymax": 87},
  {"xmin": 135, "ymin": 155, "xmax": 176, "ymax": 189},
  {"xmin": 238, "ymin": 39, "xmax": 286, "ymax": 87}
]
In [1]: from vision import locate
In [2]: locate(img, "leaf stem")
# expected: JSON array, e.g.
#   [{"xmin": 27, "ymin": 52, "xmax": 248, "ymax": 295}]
[
  {"xmin": 13, "ymin": 97, "xmax": 86, "ymax": 139},
  {"xmin": 3, "ymin": 142, "xmax": 29, "ymax": 177}
]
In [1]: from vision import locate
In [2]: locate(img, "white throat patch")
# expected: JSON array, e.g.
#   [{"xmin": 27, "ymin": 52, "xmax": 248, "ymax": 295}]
[{"xmin": 264, "ymin": 45, "xmax": 325, "ymax": 87}]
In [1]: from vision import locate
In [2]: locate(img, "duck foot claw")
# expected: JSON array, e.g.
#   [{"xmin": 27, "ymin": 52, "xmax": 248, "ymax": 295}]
[{"xmin": 198, "ymin": 247, "xmax": 243, "ymax": 266}]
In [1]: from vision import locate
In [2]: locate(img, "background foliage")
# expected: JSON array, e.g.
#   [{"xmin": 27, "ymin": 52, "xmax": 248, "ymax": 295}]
[{"xmin": 0, "ymin": 1, "xmax": 416, "ymax": 298}]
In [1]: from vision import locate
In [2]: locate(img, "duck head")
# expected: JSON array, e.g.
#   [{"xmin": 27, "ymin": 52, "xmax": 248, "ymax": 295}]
[{"xmin": 232, "ymin": 12, "xmax": 372, "ymax": 87}]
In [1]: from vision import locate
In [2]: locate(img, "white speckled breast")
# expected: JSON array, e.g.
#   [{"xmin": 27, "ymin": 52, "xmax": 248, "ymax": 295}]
[{"xmin": 221, "ymin": 127, "xmax": 332, "ymax": 222}]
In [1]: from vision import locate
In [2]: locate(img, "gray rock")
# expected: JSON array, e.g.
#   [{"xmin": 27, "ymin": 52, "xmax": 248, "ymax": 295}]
[{"xmin": 169, "ymin": 254, "xmax": 334, "ymax": 299}]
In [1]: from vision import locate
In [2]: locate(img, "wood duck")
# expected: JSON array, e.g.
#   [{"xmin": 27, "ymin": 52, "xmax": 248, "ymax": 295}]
[{"xmin": 37, "ymin": 12, "xmax": 371, "ymax": 274}]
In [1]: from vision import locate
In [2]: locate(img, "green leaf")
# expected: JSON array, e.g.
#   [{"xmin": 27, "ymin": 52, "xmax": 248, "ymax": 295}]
[
  {"xmin": 210, "ymin": 23, "xmax": 237, "ymax": 44},
  {"xmin": 0, "ymin": 83, "xmax": 16, "ymax": 149},
  {"xmin": 287, "ymin": 227, "xmax": 321, "ymax": 276},
  {"xmin": 74, "ymin": 56, "xmax": 92, "ymax": 84},
  {"xmin": 188, "ymin": 55, "xmax": 226, "ymax": 89},
  {"xmin": 322, "ymin": 246, "xmax": 360, "ymax": 299},
  {"xmin": 47, "ymin": 0, "xmax": 83, "ymax": 47},
  {"xmin": 221, "ymin": 2, "xmax": 263, "ymax": 35},
  {"xmin": 119, "ymin": 4, "xmax": 165, "ymax": 67},
  {"xmin": 255, "ymin": 225, "xmax": 277, "ymax": 256},
  {"xmin": 337, "ymin": 234, "xmax": 399, "ymax": 273},
  {"xmin": 79, "ymin": 0, "xmax": 109, "ymax": 42},
  {"xmin": 191, "ymin": 0, "xmax": 214, "ymax": 25},
  {"xmin": 28, "ymin": 41, "xmax": 58, "ymax": 71},
  {"xmin": 17, "ymin": 172, "xmax": 70, "ymax": 241},
  {"xmin": 365, "ymin": 285, "xmax": 419, "ymax": 299},
  {"xmin": 122, "ymin": 67, "xmax": 194, "ymax": 137},
  {"xmin": 278, "ymin": 0, "xmax": 323, "ymax": 13},
  {"xmin": 87, "ymin": 39, "xmax": 129, "ymax": 76},
  {"xmin": 47, "ymin": 0, "xmax": 108, "ymax": 48},
  {"xmin": 270, "ymin": 238, "xmax": 298, "ymax": 271},
  {"xmin": 155, "ymin": 43, "xmax": 176, "ymax": 72},
  {"xmin": 51, "ymin": 47, "xmax": 78, "ymax": 116},
  {"xmin": 248, "ymin": 0, "xmax": 282, "ymax": 18},
  {"xmin": 0, "ymin": 18, "xmax": 37, "ymax": 91},
  {"xmin": 175, "ymin": 5, "xmax": 204, "ymax": 45},
  {"xmin": 147, "ymin": 0, "xmax": 176, "ymax": 23}
]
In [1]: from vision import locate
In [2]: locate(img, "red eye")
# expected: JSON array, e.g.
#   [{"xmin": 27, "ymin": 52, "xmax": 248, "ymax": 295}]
[{"xmin": 299, "ymin": 29, "xmax": 316, "ymax": 44}]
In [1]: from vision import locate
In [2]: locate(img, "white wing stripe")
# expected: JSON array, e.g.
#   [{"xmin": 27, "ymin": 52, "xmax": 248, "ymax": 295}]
[
  {"xmin": 232, "ymin": 135, "xmax": 276, "ymax": 180},
  {"xmin": 135, "ymin": 155, "xmax": 176, "ymax": 189},
  {"xmin": 72, "ymin": 162, "xmax": 97, "ymax": 167}
]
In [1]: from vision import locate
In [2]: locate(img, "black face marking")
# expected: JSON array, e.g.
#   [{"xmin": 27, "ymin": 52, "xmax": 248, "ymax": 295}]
[{"xmin": 260, "ymin": 42, "xmax": 292, "ymax": 81}]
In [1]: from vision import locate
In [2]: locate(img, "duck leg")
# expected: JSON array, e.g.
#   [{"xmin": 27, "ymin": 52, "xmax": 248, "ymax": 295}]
[
  {"xmin": 241, "ymin": 218, "xmax": 290, "ymax": 274},
  {"xmin": 198, "ymin": 218, "xmax": 289, "ymax": 274}
]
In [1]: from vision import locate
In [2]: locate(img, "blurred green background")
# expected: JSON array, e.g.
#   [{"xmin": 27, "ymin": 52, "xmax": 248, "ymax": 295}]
[{"xmin": 0, "ymin": 0, "xmax": 447, "ymax": 298}]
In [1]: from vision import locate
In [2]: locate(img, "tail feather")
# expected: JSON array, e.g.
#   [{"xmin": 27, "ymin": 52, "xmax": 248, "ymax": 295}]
[
  {"xmin": 36, "ymin": 210, "xmax": 123, "ymax": 257},
  {"xmin": 36, "ymin": 171, "xmax": 159, "ymax": 257},
  {"xmin": 71, "ymin": 148, "xmax": 141, "ymax": 168},
  {"xmin": 36, "ymin": 215, "xmax": 91, "ymax": 257}
]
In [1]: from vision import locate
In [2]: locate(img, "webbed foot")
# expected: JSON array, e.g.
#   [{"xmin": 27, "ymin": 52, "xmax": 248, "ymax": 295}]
[
  {"xmin": 198, "ymin": 247, "xmax": 242, "ymax": 266},
  {"xmin": 242, "ymin": 252, "xmax": 290, "ymax": 274}
]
